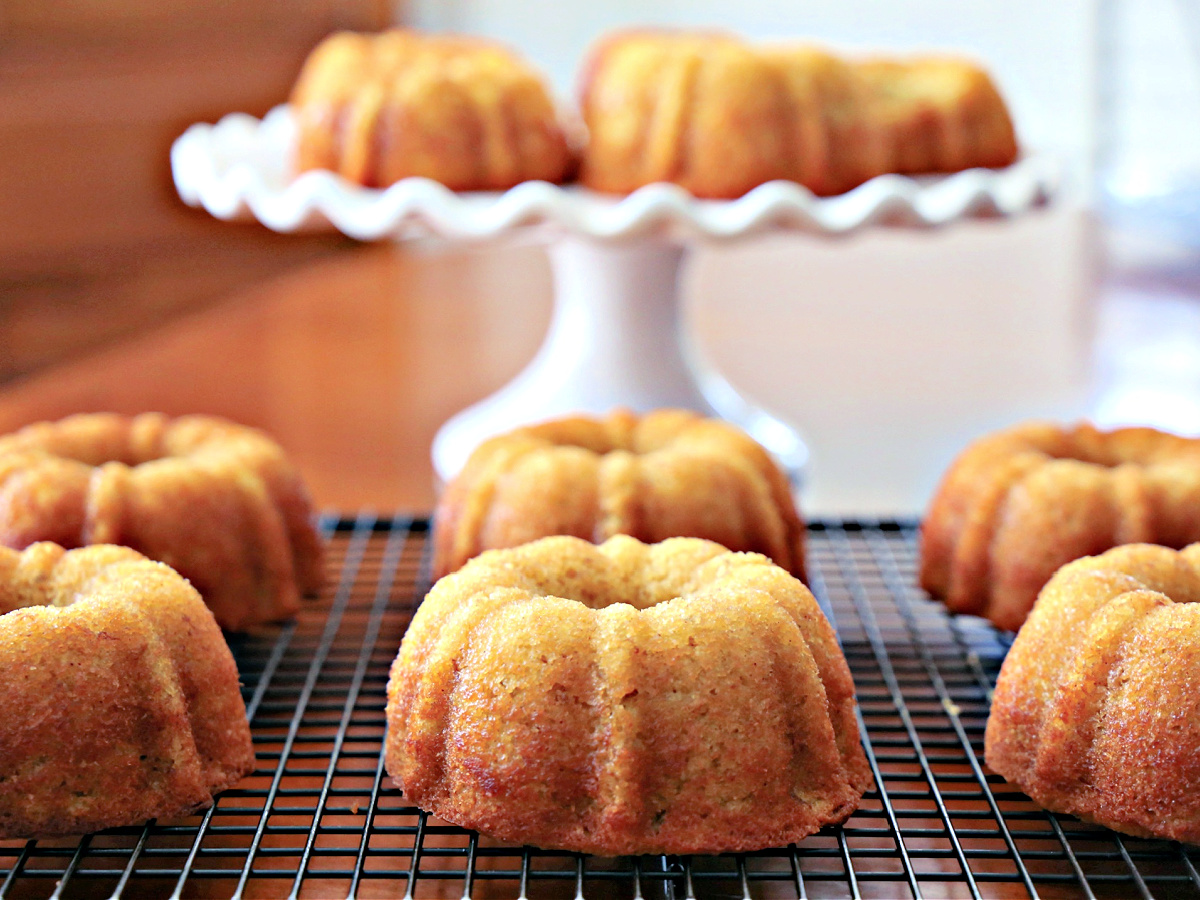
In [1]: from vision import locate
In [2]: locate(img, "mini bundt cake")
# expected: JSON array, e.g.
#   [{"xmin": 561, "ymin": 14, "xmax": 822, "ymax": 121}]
[
  {"xmin": 291, "ymin": 29, "xmax": 574, "ymax": 190},
  {"xmin": 580, "ymin": 31, "xmax": 1018, "ymax": 199},
  {"xmin": 0, "ymin": 413, "xmax": 324, "ymax": 631},
  {"xmin": 0, "ymin": 543, "xmax": 255, "ymax": 839},
  {"xmin": 985, "ymin": 543, "xmax": 1200, "ymax": 844},
  {"xmin": 920, "ymin": 421, "xmax": 1200, "ymax": 631},
  {"xmin": 386, "ymin": 535, "xmax": 870, "ymax": 855},
  {"xmin": 433, "ymin": 408, "xmax": 805, "ymax": 580}
]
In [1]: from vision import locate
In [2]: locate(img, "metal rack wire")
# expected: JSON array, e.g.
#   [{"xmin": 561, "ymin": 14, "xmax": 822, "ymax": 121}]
[{"xmin": 1, "ymin": 516, "xmax": 1197, "ymax": 899}]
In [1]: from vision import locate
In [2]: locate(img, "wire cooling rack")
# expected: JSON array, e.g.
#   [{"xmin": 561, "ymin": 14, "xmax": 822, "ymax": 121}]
[{"xmin": 1, "ymin": 516, "xmax": 1198, "ymax": 900}]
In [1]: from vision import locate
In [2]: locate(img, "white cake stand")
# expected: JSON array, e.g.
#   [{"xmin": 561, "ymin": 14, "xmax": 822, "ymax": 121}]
[{"xmin": 172, "ymin": 105, "xmax": 1058, "ymax": 483}]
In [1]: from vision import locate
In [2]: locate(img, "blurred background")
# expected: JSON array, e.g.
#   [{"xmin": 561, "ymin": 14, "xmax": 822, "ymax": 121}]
[{"xmin": 2, "ymin": 0, "xmax": 1199, "ymax": 515}]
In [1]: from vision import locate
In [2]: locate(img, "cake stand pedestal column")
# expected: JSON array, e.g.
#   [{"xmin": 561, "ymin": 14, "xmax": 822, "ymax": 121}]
[
  {"xmin": 172, "ymin": 106, "xmax": 1057, "ymax": 490},
  {"xmin": 430, "ymin": 234, "xmax": 809, "ymax": 482}
]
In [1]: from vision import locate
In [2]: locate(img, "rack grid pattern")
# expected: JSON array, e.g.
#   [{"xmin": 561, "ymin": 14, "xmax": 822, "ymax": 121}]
[{"xmin": 1, "ymin": 516, "xmax": 1197, "ymax": 899}]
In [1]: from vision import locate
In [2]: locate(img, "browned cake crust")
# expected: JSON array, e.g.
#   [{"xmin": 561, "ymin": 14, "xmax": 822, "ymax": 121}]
[
  {"xmin": 985, "ymin": 544, "xmax": 1200, "ymax": 844},
  {"xmin": 919, "ymin": 421, "xmax": 1200, "ymax": 631},
  {"xmin": 580, "ymin": 31, "xmax": 1018, "ymax": 198},
  {"xmin": 0, "ymin": 413, "xmax": 324, "ymax": 631},
  {"xmin": 433, "ymin": 408, "xmax": 805, "ymax": 581},
  {"xmin": 291, "ymin": 29, "xmax": 574, "ymax": 190},
  {"xmin": 0, "ymin": 543, "xmax": 256, "ymax": 840},
  {"xmin": 386, "ymin": 535, "xmax": 870, "ymax": 856}
]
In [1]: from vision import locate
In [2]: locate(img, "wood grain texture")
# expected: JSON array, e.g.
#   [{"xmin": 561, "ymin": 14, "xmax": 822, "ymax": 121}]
[
  {"xmin": 0, "ymin": 0, "xmax": 390, "ymax": 379},
  {"xmin": 0, "ymin": 243, "xmax": 553, "ymax": 512}
]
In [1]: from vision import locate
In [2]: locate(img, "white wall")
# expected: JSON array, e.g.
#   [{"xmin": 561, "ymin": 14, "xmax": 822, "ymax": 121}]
[
  {"xmin": 1099, "ymin": 0, "xmax": 1200, "ymax": 200},
  {"xmin": 688, "ymin": 212, "xmax": 1096, "ymax": 516}
]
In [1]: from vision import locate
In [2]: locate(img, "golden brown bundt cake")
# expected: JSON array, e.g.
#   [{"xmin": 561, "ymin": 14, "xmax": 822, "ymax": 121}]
[
  {"xmin": 985, "ymin": 544, "xmax": 1200, "ymax": 844},
  {"xmin": 386, "ymin": 535, "xmax": 870, "ymax": 855},
  {"xmin": 920, "ymin": 421, "xmax": 1200, "ymax": 631},
  {"xmin": 580, "ymin": 31, "xmax": 1017, "ymax": 199},
  {"xmin": 291, "ymin": 29, "xmax": 574, "ymax": 190},
  {"xmin": 0, "ymin": 543, "xmax": 255, "ymax": 839},
  {"xmin": 433, "ymin": 408, "xmax": 805, "ymax": 581},
  {"xmin": 0, "ymin": 413, "xmax": 324, "ymax": 631}
]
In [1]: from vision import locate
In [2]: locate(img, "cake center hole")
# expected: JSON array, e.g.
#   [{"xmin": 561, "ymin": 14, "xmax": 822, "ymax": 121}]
[
  {"xmin": 533, "ymin": 567, "xmax": 683, "ymax": 611},
  {"xmin": 45, "ymin": 444, "xmax": 167, "ymax": 468},
  {"xmin": 1046, "ymin": 446, "xmax": 1122, "ymax": 468}
]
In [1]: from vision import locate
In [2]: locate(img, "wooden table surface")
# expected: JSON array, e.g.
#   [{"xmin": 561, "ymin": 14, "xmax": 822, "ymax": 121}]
[{"xmin": 0, "ymin": 242, "xmax": 553, "ymax": 514}]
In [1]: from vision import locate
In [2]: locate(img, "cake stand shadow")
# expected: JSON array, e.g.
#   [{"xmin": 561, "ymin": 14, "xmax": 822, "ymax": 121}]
[{"xmin": 172, "ymin": 104, "xmax": 1058, "ymax": 484}]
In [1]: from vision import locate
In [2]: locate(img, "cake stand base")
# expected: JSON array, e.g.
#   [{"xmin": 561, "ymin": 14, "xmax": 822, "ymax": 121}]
[{"xmin": 431, "ymin": 235, "xmax": 809, "ymax": 483}]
